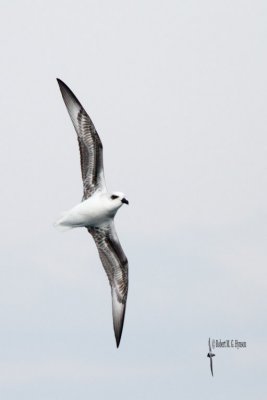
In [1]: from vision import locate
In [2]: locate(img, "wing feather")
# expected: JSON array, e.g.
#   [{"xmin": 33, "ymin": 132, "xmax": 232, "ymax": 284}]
[
  {"xmin": 88, "ymin": 222, "xmax": 128, "ymax": 347},
  {"xmin": 210, "ymin": 357, "xmax": 214, "ymax": 376},
  {"xmin": 57, "ymin": 79, "xmax": 106, "ymax": 198}
]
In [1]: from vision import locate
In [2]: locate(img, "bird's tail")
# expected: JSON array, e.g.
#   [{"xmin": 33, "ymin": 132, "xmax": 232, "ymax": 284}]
[{"xmin": 53, "ymin": 212, "xmax": 73, "ymax": 232}]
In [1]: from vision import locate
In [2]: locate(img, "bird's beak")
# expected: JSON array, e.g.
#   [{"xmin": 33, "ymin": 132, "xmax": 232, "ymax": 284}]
[{"xmin": 121, "ymin": 198, "xmax": 129, "ymax": 205}]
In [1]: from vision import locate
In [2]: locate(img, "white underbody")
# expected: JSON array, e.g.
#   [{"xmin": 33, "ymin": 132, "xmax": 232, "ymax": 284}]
[{"xmin": 55, "ymin": 191, "xmax": 122, "ymax": 229}]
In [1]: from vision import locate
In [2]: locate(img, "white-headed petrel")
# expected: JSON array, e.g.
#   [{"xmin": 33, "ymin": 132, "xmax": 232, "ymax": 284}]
[
  {"xmin": 207, "ymin": 337, "xmax": 215, "ymax": 376},
  {"xmin": 55, "ymin": 79, "xmax": 129, "ymax": 347}
]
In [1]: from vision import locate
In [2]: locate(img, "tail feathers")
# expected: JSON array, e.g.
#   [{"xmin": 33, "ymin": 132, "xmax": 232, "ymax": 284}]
[
  {"xmin": 54, "ymin": 212, "xmax": 73, "ymax": 232},
  {"xmin": 112, "ymin": 290, "xmax": 126, "ymax": 348}
]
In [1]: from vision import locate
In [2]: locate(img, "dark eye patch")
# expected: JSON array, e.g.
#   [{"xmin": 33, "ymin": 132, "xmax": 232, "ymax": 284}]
[{"xmin": 111, "ymin": 195, "xmax": 119, "ymax": 200}]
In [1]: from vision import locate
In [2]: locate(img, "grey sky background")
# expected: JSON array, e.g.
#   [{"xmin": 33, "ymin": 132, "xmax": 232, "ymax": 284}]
[{"xmin": 0, "ymin": 0, "xmax": 266, "ymax": 399}]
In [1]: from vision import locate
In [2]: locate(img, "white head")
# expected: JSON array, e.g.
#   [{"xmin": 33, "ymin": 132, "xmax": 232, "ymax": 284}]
[
  {"xmin": 110, "ymin": 191, "xmax": 129, "ymax": 206},
  {"xmin": 104, "ymin": 191, "xmax": 129, "ymax": 215}
]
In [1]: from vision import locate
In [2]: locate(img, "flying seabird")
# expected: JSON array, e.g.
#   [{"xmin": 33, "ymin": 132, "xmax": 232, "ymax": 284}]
[
  {"xmin": 207, "ymin": 337, "xmax": 215, "ymax": 376},
  {"xmin": 55, "ymin": 79, "xmax": 129, "ymax": 347}
]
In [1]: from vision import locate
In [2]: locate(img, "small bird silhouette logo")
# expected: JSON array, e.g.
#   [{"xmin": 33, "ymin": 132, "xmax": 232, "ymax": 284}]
[{"xmin": 207, "ymin": 338, "xmax": 215, "ymax": 376}]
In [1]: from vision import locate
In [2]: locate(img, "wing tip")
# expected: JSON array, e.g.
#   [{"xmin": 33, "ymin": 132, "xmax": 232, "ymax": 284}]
[
  {"xmin": 112, "ymin": 293, "xmax": 126, "ymax": 348},
  {"xmin": 114, "ymin": 310, "xmax": 125, "ymax": 348},
  {"xmin": 56, "ymin": 77, "xmax": 66, "ymax": 89},
  {"xmin": 56, "ymin": 77, "xmax": 84, "ymax": 126},
  {"xmin": 56, "ymin": 78, "xmax": 80, "ymax": 101},
  {"xmin": 116, "ymin": 334, "xmax": 121, "ymax": 348}
]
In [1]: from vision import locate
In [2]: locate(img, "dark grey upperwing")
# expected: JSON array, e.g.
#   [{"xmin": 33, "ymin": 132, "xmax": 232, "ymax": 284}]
[
  {"xmin": 57, "ymin": 79, "xmax": 106, "ymax": 199},
  {"xmin": 88, "ymin": 222, "xmax": 128, "ymax": 347}
]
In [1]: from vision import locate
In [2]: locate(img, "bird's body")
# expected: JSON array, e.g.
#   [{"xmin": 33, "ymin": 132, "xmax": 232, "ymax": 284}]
[
  {"xmin": 55, "ymin": 79, "xmax": 129, "ymax": 347},
  {"xmin": 55, "ymin": 190, "xmax": 125, "ymax": 229},
  {"xmin": 207, "ymin": 338, "xmax": 215, "ymax": 376}
]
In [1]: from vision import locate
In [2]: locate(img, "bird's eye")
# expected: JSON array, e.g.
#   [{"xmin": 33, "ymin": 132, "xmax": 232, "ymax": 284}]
[{"xmin": 111, "ymin": 195, "xmax": 119, "ymax": 200}]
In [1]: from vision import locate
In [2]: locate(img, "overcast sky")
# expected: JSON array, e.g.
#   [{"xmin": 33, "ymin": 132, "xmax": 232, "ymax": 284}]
[{"xmin": 0, "ymin": 0, "xmax": 266, "ymax": 399}]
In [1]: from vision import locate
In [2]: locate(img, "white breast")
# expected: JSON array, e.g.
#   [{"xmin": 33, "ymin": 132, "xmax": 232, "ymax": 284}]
[{"xmin": 56, "ymin": 193, "xmax": 112, "ymax": 228}]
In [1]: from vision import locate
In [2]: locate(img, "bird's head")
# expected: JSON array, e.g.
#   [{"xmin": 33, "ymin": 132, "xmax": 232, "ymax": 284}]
[
  {"xmin": 105, "ymin": 191, "xmax": 129, "ymax": 217},
  {"xmin": 109, "ymin": 192, "xmax": 129, "ymax": 208}
]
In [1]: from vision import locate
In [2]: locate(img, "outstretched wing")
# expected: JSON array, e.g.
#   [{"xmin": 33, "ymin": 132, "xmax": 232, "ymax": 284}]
[
  {"xmin": 88, "ymin": 222, "xmax": 128, "ymax": 347},
  {"xmin": 210, "ymin": 357, "xmax": 214, "ymax": 376},
  {"xmin": 57, "ymin": 79, "xmax": 106, "ymax": 199},
  {"xmin": 208, "ymin": 337, "xmax": 212, "ymax": 352}
]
